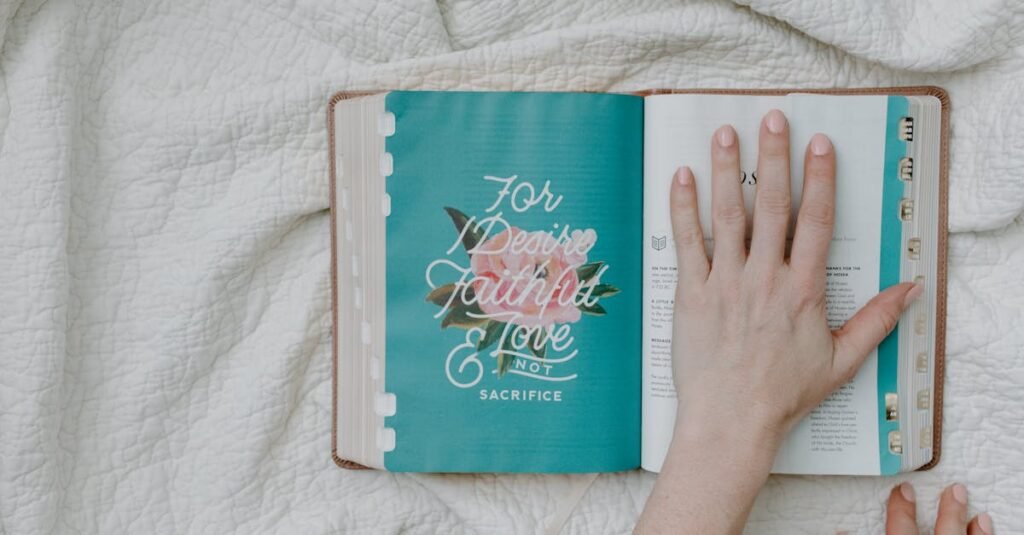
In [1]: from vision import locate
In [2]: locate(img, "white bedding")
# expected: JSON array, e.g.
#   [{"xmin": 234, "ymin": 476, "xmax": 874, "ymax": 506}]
[{"xmin": 2, "ymin": 0, "xmax": 1023, "ymax": 533}]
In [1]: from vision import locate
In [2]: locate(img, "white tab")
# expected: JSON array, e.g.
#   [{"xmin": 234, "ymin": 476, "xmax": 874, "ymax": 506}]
[
  {"xmin": 884, "ymin": 393, "xmax": 899, "ymax": 421},
  {"xmin": 379, "ymin": 153, "xmax": 393, "ymax": 177},
  {"xmin": 888, "ymin": 430, "xmax": 903, "ymax": 454},
  {"xmin": 378, "ymin": 112, "xmax": 396, "ymax": 136},
  {"xmin": 377, "ymin": 428, "xmax": 396, "ymax": 452},
  {"xmin": 899, "ymin": 199, "xmax": 914, "ymax": 222},
  {"xmin": 907, "ymin": 238, "xmax": 921, "ymax": 260},
  {"xmin": 361, "ymin": 321, "xmax": 372, "ymax": 345},
  {"xmin": 370, "ymin": 356, "xmax": 381, "ymax": 380},
  {"xmin": 917, "ymin": 389, "xmax": 930, "ymax": 410},
  {"xmin": 898, "ymin": 117, "xmax": 914, "ymax": 141},
  {"xmin": 381, "ymin": 194, "xmax": 392, "ymax": 216},
  {"xmin": 899, "ymin": 156, "xmax": 913, "ymax": 181},
  {"xmin": 375, "ymin": 393, "xmax": 397, "ymax": 417},
  {"xmin": 916, "ymin": 352, "xmax": 928, "ymax": 373}
]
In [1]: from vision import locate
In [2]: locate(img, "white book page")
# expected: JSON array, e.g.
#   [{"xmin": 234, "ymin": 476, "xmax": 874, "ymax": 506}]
[{"xmin": 641, "ymin": 93, "xmax": 890, "ymax": 475}]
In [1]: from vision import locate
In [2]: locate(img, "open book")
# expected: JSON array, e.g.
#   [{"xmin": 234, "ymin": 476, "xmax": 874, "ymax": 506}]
[{"xmin": 330, "ymin": 88, "xmax": 948, "ymax": 475}]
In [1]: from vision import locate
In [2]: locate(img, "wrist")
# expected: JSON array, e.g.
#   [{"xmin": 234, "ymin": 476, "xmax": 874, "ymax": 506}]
[
  {"xmin": 671, "ymin": 393, "xmax": 786, "ymax": 470},
  {"xmin": 644, "ymin": 395, "xmax": 783, "ymax": 533}
]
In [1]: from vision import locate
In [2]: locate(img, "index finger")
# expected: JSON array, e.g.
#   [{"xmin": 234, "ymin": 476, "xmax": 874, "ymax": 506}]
[{"xmin": 669, "ymin": 166, "xmax": 710, "ymax": 289}]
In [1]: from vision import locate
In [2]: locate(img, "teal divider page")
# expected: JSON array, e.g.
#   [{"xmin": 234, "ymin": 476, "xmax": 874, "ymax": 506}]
[
  {"xmin": 877, "ymin": 95, "xmax": 909, "ymax": 475},
  {"xmin": 383, "ymin": 91, "xmax": 644, "ymax": 472}
]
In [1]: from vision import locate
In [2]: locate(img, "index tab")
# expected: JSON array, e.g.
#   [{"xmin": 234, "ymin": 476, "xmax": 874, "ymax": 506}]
[
  {"xmin": 916, "ymin": 352, "xmax": 929, "ymax": 373},
  {"xmin": 898, "ymin": 117, "xmax": 914, "ymax": 141},
  {"xmin": 379, "ymin": 153, "xmax": 393, "ymax": 177},
  {"xmin": 907, "ymin": 238, "xmax": 921, "ymax": 260},
  {"xmin": 899, "ymin": 199, "xmax": 914, "ymax": 222},
  {"xmin": 361, "ymin": 321, "xmax": 372, "ymax": 345},
  {"xmin": 370, "ymin": 356, "xmax": 381, "ymax": 380},
  {"xmin": 885, "ymin": 393, "xmax": 899, "ymax": 421},
  {"xmin": 375, "ymin": 393, "xmax": 397, "ymax": 417},
  {"xmin": 377, "ymin": 428, "xmax": 396, "ymax": 452},
  {"xmin": 899, "ymin": 157, "xmax": 914, "ymax": 181},
  {"xmin": 888, "ymin": 430, "xmax": 903, "ymax": 454},
  {"xmin": 917, "ymin": 389, "xmax": 930, "ymax": 410},
  {"xmin": 378, "ymin": 112, "xmax": 396, "ymax": 137}
]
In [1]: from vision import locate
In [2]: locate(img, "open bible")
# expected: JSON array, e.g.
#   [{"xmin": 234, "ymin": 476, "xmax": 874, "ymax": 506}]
[{"xmin": 329, "ymin": 88, "xmax": 948, "ymax": 475}]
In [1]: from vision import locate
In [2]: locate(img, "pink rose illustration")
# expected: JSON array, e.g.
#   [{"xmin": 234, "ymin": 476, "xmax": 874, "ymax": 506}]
[
  {"xmin": 427, "ymin": 207, "xmax": 619, "ymax": 376},
  {"xmin": 470, "ymin": 227, "xmax": 582, "ymax": 327}
]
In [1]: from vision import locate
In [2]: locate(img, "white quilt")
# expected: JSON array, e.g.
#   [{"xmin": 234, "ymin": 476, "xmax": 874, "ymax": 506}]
[{"xmin": 2, "ymin": 0, "xmax": 1023, "ymax": 533}]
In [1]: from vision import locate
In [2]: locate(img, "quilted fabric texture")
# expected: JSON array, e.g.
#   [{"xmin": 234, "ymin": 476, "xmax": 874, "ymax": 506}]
[{"xmin": 1, "ymin": 0, "xmax": 1022, "ymax": 533}]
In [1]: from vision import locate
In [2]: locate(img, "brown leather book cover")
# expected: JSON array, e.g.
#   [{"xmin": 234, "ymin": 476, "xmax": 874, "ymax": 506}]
[{"xmin": 328, "ymin": 87, "xmax": 949, "ymax": 471}]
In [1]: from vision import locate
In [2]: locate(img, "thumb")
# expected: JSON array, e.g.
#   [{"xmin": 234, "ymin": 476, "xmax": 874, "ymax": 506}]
[{"xmin": 832, "ymin": 282, "xmax": 922, "ymax": 382}]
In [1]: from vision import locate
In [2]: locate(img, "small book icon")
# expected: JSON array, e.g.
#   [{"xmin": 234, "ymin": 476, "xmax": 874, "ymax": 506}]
[{"xmin": 651, "ymin": 235, "xmax": 667, "ymax": 251}]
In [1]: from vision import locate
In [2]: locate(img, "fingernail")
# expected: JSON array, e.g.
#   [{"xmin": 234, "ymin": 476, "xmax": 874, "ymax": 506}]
[
  {"xmin": 978, "ymin": 511, "xmax": 994, "ymax": 535},
  {"xmin": 675, "ymin": 166, "xmax": 693, "ymax": 187},
  {"xmin": 903, "ymin": 283, "xmax": 924, "ymax": 307},
  {"xmin": 716, "ymin": 125, "xmax": 736, "ymax": 148},
  {"xmin": 765, "ymin": 109, "xmax": 786, "ymax": 134},
  {"xmin": 899, "ymin": 482, "xmax": 916, "ymax": 502},
  {"xmin": 952, "ymin": 483, "xmax": 968, "ymax": 505},
  {"xmin": 810, "ymin": 133, "xmax": 832, "ymax": 156}
]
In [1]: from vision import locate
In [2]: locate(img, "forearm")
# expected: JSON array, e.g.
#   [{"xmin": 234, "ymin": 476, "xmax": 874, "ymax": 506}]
[{"xmin": 635, "ymin": 400, "xmax": 783, "ymax": 534}]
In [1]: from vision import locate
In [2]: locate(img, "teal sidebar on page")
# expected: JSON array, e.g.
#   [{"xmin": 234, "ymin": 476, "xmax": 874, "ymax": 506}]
[
  {"xmin": 383, "ymin": 91, "xmax": 643, "ymax": 472},
  {"xmin": 877, "ymin": 95, "xmax": 909, "ymax": 475}
]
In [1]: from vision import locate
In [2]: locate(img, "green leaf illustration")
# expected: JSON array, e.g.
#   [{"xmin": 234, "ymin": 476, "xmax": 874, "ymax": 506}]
[
  {"xmin": 443, "ymin": 207, "xmax": 485, "ymax": 254},
  {"xmin": 477, "ymin": 320, "xmax": 505, "ymax": 351},
  {"xmin": 441, "ymin": 302, "xmax": 489, "ymax": 329},
  {"xmin": 425, "ymin": 283, "xmax": 456, "ymax": 306},
  {"xmin": 497, "ymin": 334, "xmax": 516, "ymax": 377},
  {"xmin": 588, "ymin": 283, "xmax": 620, "ymax": 298},
  {"xmin": 579, "ymin": 302, "xmax": 607, "ymax": 316},
  {"xmin": 528, "ymin": 330, "xmax": 547, "ymax": 360},
  {"xmin": 576, "ymin": 261, "xmax": 604, "ymax": 283},
  {"xmin": 426, "ymin": 283, "xmax": 475, "ymax": 307}
]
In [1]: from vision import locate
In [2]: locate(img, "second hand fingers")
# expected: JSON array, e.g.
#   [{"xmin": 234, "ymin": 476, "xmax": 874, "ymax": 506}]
[
  {"xmin": 967, "ymin": 512, "xmax": 995, "ymax": 535},
  {"xmin": 885, "ymin": 482, "xmax": 919, "ymax": 535},
  {"xmin": 934, "ymin": 483, "xmax": 969, "ymax": 535}
]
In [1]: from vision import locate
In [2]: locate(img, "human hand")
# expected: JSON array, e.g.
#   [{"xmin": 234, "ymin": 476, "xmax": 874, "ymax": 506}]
[
  {"xmin": 667, "ymin": 109, "xmax": 921, "ymax": 444},
  {"xmin": 884, "ymin": 483, "xmax": 994, "ymax": 535},
  {"xmin": 636, "ymin": 110, "xmax": 925, "ymax": 534}
]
